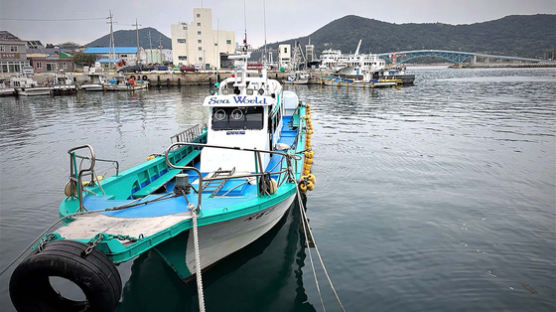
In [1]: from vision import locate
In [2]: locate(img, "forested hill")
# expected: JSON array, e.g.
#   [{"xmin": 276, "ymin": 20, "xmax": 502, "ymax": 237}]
[
  {"xmin": 263, "ymin": 14, "xmax": 556, "ymax": 58},
  {"xmin": 86, "ymin": 27, "xmax": 171, "ymax": 49}
]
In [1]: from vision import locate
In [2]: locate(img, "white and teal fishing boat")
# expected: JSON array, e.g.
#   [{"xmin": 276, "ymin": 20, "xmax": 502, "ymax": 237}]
[{"xmin": 8, "ymin": 47, "xmax": 316, "ymax": 311}]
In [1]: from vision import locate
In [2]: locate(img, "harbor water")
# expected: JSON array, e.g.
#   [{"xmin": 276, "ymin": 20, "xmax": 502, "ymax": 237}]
[{"xmin": 0, "ymin": 67, "xmax": 555, "ymax": 311}]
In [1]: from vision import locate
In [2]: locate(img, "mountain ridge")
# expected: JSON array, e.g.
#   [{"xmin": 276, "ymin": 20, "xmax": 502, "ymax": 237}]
[
  {"xmin": 262, "ymin": 14, "xmax": 556, "ymax": 59},
  {"xmin": 86, "ymin": 27, "xmax": 171, "ymax": 49}
]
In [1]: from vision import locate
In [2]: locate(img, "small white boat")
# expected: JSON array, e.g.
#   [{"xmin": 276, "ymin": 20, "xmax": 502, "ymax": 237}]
[
  {"xmin": 51, "ymin": 73, "xmax": 77, "ymax": 96},
  {"xmin": 80, "ymin": 72, "xmax": 108, "ymax": 91},
  {"xmin": 10, "ymin": 76, "xmax": 52, "ymax": 96},
  {"xmin": 0, "ymin": 79, "xmax": 16, "ymax": 97},
  {"xmin": 285, "ymin": 71, "xmax": 309, "ymax": 85}
]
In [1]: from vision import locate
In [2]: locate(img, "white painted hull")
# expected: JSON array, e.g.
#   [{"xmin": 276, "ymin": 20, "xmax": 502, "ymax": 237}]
[
  {"xmin": 185, "ymin": 192, "xmax": 296, "ymax": 274},
  {"xmin": 0, "ymin": 88, "xmax": 16, "ymax": 96},
  {"xmin": 17, "ymin": 87, "xmax": 52, "ymax": 96},
  {"xmin": 80, "ymin": 84, "xmax": 104, "ymax": 91},
  {"xmin": 103, "ymin": 83, "xmax": 148, "ymax": 91}
]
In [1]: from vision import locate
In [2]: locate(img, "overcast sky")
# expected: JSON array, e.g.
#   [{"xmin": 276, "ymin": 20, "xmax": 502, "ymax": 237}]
[{"xmin": 1, "ymin": 0, "xmax": 554, "ymax": 47}]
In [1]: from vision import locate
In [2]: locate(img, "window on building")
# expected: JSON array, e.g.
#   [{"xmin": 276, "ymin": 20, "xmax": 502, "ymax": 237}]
[
  {"xmin": 0, "ymin": 46, "xmax": 5, "ymax": 52},
  {"xmin": 47, "ymin": 64, "xmax": 54, "ymax": 71},
  {"xmin": 198, "ymin": 57, "xmax": 203, "ymax": 61},
  {"xmin": 1, "ymin": 64, "xmax": 7, "ymax": 72},
  {"xmin": 197, "ymin": 39, "xmax": 202, "ymax": 43},
  {"xmin": 10, "ymin": 46, "xmax": 18, "ymax": 52},
  {"xmin": 62, "ymin": 62, "xmax": 67, "ymax": 69},
  {"xmin": 197, "ymin": 22, "xmax": 201, "ymax": 26},
  {"xmin": 284, "ymin": 47, "xmax": 288, "ymax": 54},
  {"xmin": 198, "ymin": 47, "xmax": 202, "ymax": 51},
  {"xmin": 121, "ymin": 54, "xmax": 127, "ymax": 57},
  {"xmin": 36, "ymin": 62, "xmax": 42, "ymax": 69},
  {"xmin": 197, "ymin": 31, "xmax": 201, "ymax": 35},
  {"xmin": 14, "ymin": 64, "xmax": 20, "ymax": 72},
  {"xmin": 214, "ymin": 43, "xmax": 218, "ymax": 46},
  {"xmin": 226, "ymin": 40, "xmax": 231, "ymax": 45},
  {"xmin": 196, "ymin": 13, "xmax": 200, "ymax": 18},
  {"xmin": 177, "ymin": 39, "xmax": 186, "ymax": 44},
  {"xmin": 178, "ymin": 56, "xmax": 187, "ymax": 60}
]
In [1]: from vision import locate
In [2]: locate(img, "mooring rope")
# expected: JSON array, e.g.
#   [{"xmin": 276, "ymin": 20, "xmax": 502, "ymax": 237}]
[
  {"xmin": 189, "ymin": 203, "xmax": 206, "ymax": 312},
  {"xmin": 296, "ymin": 187, "xmax": 327, "ymax": 312},
  {"xmin": 294, "ymin": 179, "xmax": 347, "ymax": 312}
]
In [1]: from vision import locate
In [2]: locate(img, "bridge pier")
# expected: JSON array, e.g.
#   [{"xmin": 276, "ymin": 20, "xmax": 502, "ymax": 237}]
[{"xmin": 471, "ymin": 55, "xmax": 477, "ymax": 65}]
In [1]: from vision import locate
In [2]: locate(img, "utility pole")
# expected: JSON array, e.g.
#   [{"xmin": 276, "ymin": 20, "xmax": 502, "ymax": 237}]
[
  {"xmin": 132, "ymin": 18, "xmax": 141, "ymax": 65},
  {"xmin": 148, "ymin": 30, "xmax": 153, "ymax": 64},
  {"xmin": 107, "ymin": 10, "xmax": 115, "ymax": 71},
  {"xmin": 158, "ymin": 36, "xmax": 163, "ymax": 64}
]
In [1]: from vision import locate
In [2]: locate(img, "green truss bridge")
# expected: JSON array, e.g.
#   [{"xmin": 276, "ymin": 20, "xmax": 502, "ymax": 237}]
[{"xmin": 377, "ymin": 50, "xmax": 551, "ymax": 64}]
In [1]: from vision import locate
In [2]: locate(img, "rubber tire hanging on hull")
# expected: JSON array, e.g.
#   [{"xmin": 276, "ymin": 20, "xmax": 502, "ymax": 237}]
[{"xmin": 9, "ymin": 240, "xmax": 121, "ymax": 312}]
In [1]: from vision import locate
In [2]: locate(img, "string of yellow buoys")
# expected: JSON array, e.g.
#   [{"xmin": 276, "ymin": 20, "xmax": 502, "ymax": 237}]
[{"xmin": 299, "ymin": 104, "xmax": 316, "ymax": 194}]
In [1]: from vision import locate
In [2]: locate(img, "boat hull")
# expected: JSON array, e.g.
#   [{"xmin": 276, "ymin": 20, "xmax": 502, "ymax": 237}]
[
  {"xmin": 0, "ymin": 88, "xmax": 16, "ymax": 97},
  {"xmin": 17, "ymin": 87, "xmax": 52, "ymax": 96},
  {"xmin": 155, "ymin": 192, "xmax": 297, "ymax": 280},
  {"xmin": 80, "ymin": 84, "xmax": 104, "ymax": 91}
]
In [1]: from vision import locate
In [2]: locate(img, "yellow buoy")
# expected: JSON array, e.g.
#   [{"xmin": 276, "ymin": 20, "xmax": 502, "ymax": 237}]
[
  {"xmin": 307, "ymin": 181, "xmax": 315, "ymax": 191},
  {"xmin": 306, "ymin": 158, "xmax": 313, "ymax": 164},
  {"xmin": 299, "ymin": 182, "xmax": 308, "ymax": 193},
  {"xmin": 146, "ymin": 155, "xmax": 156, "ymax": 161},
  {"xmin": 307, "ymin": 174, "xmax": 316, "ymax": 184}
]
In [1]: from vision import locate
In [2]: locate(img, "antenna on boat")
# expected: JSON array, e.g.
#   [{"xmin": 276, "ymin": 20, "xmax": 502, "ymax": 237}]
[
  {"xmin": 242, "ymin": 0, "xmax": 248, "ymax": 52},
  {"xmin": 263, "ymin": 0, "xmax": 267, "ymax": 65}
]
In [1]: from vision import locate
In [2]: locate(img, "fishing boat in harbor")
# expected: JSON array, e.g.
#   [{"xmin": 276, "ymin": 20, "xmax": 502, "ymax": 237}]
[
  {"xmin": 80, "ymin": 71, "xmax": 108, "ymax": 91},
  {"xmin": 51, "ymin": 73, "xmax": 77, "ymax": 96},
  {"xmin": 9, "ymin": 45, "xmax": 315, "ymax": 311},
  {"xmin": 103, "ymin": 73, "xmax": 149, "ymax": 91},
  {"xmin": 10, "ymin": 75, "xmax": 52, "ymax": 96},
  {"xmin": 286, "ymin": 71, "xmax": 310, "ymax": 85},
  {"xmin": 0, "ymin": 78, "xmax": 16, "ymax": 97}
]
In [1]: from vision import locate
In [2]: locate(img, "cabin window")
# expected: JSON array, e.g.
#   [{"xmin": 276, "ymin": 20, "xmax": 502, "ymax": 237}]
[
  {"xmin": 177, "ymin": 39, "xmax": 186, "ymax": 43},
  {"xmin": 212, "ymin": 106, "xmax": 264, "ymax": 130}
]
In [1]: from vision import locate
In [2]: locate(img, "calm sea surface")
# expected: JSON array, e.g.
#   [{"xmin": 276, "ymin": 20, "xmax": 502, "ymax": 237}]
[{"xmin": 0, "ymin": 67, "xmax": 555, "ymax": 311}]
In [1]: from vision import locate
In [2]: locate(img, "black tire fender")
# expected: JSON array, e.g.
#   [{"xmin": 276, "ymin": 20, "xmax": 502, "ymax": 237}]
[{"xmin": 9, "ymin": 240, "xmax": 122, "ymax": 312}]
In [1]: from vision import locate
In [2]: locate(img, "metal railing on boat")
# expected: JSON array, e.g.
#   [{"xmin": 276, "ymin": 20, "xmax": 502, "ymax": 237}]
[{"xmin": 164, "ymin": 142, "xmax": 303, "ymax": 211}]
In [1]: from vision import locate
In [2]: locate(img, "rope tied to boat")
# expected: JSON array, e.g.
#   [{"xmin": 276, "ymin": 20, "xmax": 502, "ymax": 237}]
[
  {"xmin": 189, "ymin": 202, "xmax": 206, "ymax": 312},
  {"xmin": 291, "ymin": 171, "xmax": 347, "ymax": 312}
]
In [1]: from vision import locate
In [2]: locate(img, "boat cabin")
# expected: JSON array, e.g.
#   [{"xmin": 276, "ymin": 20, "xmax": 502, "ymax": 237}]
[{"xmin": 201, "ymin": 53, "xmax": 298, "ymax": 174}]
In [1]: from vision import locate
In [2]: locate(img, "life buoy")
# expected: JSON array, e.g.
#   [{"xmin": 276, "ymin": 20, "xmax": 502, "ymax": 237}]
[
  {"xmin": 10, "ymin": 240, "xmax": 122, "ymax": 312},
  {"xmin": 142, "ymin": 75, "xmax": 148, "ymax": 81},
  {"xmin": 130, "ymin": 75, "xmax": 136, "ymax": 80}
]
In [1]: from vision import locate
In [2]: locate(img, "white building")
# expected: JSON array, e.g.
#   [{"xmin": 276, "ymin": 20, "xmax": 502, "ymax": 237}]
[
  {"xmin": 171, "ymin": 8, "xmax": 235, "ymax": 69},
  {"xmin": 278, "ymin": 44, "xmax": 291, "ymax": 69},
  {"xmin": 145, "ymin": 49, "xmax": 172, "ymax": 64}
]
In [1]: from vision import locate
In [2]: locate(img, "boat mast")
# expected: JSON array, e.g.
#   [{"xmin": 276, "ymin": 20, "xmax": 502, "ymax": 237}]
[{"xmin": 133, "ymin": 18, "xmax": 141, "ymax": 65}]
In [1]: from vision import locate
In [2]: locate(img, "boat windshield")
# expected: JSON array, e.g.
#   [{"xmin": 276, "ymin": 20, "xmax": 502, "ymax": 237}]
[{"xmin": 211, "ymin": 106, "xmax": 264, "ymax": 130}]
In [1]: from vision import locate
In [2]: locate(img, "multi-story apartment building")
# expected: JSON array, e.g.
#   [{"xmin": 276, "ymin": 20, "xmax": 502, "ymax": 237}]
[{"xmin": 171, "ymin": 8, "xmax": 235, "ymax": 69}]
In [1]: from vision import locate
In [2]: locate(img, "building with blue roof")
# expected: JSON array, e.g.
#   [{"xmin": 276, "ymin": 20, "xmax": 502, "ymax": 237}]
[{"xmin": 84, "ymin": 46, "xmax": 145, "ymax": 67}]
